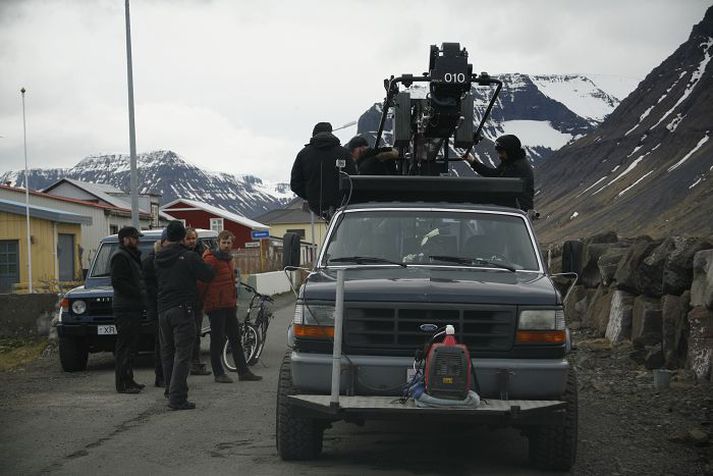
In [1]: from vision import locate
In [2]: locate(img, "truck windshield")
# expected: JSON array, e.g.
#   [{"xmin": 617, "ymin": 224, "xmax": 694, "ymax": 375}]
[{"xmin": 322, "ymin": 210, "xmax": 540, "ymax": 271}]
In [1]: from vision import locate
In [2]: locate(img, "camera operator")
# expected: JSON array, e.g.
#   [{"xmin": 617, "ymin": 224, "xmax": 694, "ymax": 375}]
[
  {"xmin": 464, "ymin": 134, "xmax": 534, "ymax": 211},
  {"xmin": 345, "ymin": 135, "xmax": 399, "ymax": 175},
  {"xmin": 155, "ymin": 221, "xmax": 215, "ymax": 410},
  {"xmin": 290, "ymin": 122, "xmax": 356, "ymax": 218}
]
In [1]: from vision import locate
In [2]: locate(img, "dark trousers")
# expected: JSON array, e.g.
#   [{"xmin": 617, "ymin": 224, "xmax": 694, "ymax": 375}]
[
  {"xmin": 148, "ymin": 305, "xmax": 163, "ymax": 383},
  {"xmin": 114, "ymin": 310, "xmax": 141, "ymax": 392},
  {"xmin": 159, "ymin": 306, "xmax": 195, "ymax": 404},
  {"xmin": 191, "ymin": 306, "xmax": 204, "ymax": 367},
  {"xmin": 208, "ymin": 308, "xmax": 250, "ymax": 376}
]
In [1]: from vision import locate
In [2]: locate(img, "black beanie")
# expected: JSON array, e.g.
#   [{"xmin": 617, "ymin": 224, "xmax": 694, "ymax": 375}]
[
  {"xmin": 495, "ymin": 134, "xmax": 525, "ymax": 160},
  {"xmin": 165, "ymin": 220, "xmax": 186, "ymax": 242},
  {"xmin": 346, "ymin": 135, "xmax": 369, "ymax": 151},
  {"xmin": 312, "ymin": 122, "xmax": 332, "ymax": 136}
]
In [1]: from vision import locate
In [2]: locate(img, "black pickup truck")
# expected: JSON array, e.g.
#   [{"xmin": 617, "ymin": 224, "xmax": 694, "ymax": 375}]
[
  {"xmin": 277, "ymin": 177, "xmax": 578, "ymax": 471},
  {"xmin": 56, "ymin": 229, "xmax": 217, "ymax": 371}
]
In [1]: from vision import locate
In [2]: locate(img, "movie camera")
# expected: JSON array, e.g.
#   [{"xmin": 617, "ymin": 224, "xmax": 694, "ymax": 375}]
[{"xmin": 374, "ymin": 42, "xmax": 502, "ymax": 175}]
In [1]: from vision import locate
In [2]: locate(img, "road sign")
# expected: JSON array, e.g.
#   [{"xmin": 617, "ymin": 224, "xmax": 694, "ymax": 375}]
[
  {"xmin": 244, "ymin": 241, "xmax": 260, "ymax": 248},
  {"xmin": 251, "ymin": 230, "xmax": 269, "ymax": 240}
]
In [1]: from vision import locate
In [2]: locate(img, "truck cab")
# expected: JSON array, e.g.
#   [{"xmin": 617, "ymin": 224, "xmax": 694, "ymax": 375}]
[
  {"xmin": 56, "ymin": 229, "xmax": 217, "ymax": 372},
  {"xmin": 277, "ymin": 176, "xmax": 578, "ymax": 471}
]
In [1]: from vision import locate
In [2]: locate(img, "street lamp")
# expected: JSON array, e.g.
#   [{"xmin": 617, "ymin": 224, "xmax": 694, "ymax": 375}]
[
  {"xmin": 21, "ymin": 87, "xmax": 33, "ymax": 293},
  {"xmin": 124, "ymin": 0, "xmax": 139, "ymax": 228}
]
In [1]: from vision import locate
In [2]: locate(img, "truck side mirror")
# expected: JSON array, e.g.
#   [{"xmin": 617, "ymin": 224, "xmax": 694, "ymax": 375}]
[
  {"xmin": 282, "ymin": 232, "xmax": 301, "ymax": 268},
  {"xmin": 561, "ymin": 240, "xmax": 584, "ymax": 275}
]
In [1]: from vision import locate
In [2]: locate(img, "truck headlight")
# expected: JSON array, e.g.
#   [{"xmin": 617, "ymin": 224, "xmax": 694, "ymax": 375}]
[
  {"xmin": 293, "ymin": 301, "xmax": 335, "ymax": 339},
  {"xmin": 71, "ymin": 300, "xmax": 87, "ymax": 315},
  {"xmin": 516, "ymin": 309, "xmax": 565, "ymax": 344}
]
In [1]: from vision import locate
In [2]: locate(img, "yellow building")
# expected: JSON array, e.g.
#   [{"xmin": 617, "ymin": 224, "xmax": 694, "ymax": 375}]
[
  {"xmin": 255, "ymin": 198, "xmax": 329, "ymax": 248},
  {"xmin": 0, "ymin": 198, "xmax": 91, "ymax": 293}
]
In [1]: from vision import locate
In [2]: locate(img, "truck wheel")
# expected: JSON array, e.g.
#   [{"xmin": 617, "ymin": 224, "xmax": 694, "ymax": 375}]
[
  {"xmin": 59, "ymin": 336, "xmax": 88, "ymax": 372},
  {"xmin": 276, "ymin": 351, "xmax": 324, "ymax": 460},
  {"xmin": 528, "ymin": 369, "xmax": 578, "ymax": 470}
]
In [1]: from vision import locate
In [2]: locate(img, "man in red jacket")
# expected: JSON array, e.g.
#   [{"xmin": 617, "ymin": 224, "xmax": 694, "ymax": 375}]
[{"xmin": 200, "ymin": 230, "xmax": 261, "ymax": 383}]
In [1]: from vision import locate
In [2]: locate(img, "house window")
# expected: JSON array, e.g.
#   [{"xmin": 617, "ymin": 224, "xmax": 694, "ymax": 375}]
[
  {"xmin": 109, "ymin": 225, "xmax": 119, "ymax": 235},
  {"xmin": 210, "ymin": 218, "xmax": 224, "ymax": 232},
  {"xmin": 286, "ymin": 228, "xmax": 305, "ymax": 239}
]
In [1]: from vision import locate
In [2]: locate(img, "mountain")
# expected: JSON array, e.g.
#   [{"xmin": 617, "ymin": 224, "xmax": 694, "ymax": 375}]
[
  {"xmin": 534, "ymin": 6, "xmax": 713, "ymax": 242},
  {"xmin": 334, "ymin": 73, "xmax": 638, "ymax": 171},
  {"xmin": 1, "ymin": 151, "xmax": 293, "ymax": 219}
]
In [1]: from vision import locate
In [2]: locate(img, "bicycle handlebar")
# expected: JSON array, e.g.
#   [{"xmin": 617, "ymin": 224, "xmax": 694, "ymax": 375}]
[{"xmin": 239, "ymin": 281, "xmax": 274, "ymax": 302}]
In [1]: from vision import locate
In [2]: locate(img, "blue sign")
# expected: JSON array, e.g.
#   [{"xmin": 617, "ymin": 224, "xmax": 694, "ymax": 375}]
[{"xmin": 251, "ymin": 230, "xmax": 270, "ymax": 240}]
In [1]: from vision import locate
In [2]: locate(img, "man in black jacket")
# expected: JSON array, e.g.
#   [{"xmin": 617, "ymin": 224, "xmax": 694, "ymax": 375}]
[
  {"xmin": 142, "ymin": 239, "xmax": 164, "ymax": 388},
  {"xmin": 155, "ymin": 221, "xmax": 215, "ymax": 410},
  {"xmin": 290, "ymin": 122, "xmax": 356, "ymax": 218},
  {"xmin": 110, "ymin": 226, "xmax": 146, "ymax": 394},
  {"xmin": 464, "ymin": 134, "xmax": 535, "ymax": 211},
  {"xmin": 182, "ymin": 227, "xmax": 210, "ymax": 376}
]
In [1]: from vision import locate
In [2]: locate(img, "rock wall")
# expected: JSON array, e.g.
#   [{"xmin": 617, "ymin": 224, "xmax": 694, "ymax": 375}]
[
  {"xmin": 550, "ymin": 234, "xmax": 713, "ymax": 381},
  {"xmin": 0, "ymin": 294, "xmax": 58, "ymax": 338}
]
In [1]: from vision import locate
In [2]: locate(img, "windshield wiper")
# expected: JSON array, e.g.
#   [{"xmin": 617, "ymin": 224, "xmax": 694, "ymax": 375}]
[
  {"xmin": 329, "ymin": 256, "xmax": 407, "ymax": 268},
  {"xmin": 428, "ymin": 255, "xmax": 517, "ymax": 272}
]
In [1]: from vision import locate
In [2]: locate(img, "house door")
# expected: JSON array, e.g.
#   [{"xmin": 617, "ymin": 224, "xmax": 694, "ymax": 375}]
[
  {"xmin": 0, "ymin": 240, "xmax": 20, "ymax": 293},
  {"xmin": 58, "ymin": 234, "xmax": 75, "ymax": 281}
]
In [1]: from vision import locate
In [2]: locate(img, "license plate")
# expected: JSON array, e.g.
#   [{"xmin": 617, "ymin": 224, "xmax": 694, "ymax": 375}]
[{"xmin": 97, "ymin": 325, "xmax": 117, "ymax": 335}]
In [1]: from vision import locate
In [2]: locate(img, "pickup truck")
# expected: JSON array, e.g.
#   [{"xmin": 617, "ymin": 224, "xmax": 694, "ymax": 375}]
[
  {"xmin": 277, "ymin": 176, "xmax": 578, "ymax": 471},
  {"xmin": 56, "ymin": 229, "xmax": 217, "ymax": 372}
]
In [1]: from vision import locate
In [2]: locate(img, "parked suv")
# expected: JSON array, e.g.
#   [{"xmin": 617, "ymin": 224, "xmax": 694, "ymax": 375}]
[
  {"xmin": 278, "ymin": 194, "xmax": 578, "ymax": 470},
  {"xmin": 56, "ymin": 229, "xmax": 217, "ymax": 372}
]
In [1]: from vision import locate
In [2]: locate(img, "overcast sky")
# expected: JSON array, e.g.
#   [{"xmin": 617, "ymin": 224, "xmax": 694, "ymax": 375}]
[{"xmin": 0, "ymin": 0, "xmax": 710, "ymax": 183}]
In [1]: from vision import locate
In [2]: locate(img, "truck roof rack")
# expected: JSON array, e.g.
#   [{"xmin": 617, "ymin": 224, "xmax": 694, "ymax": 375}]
[{"xmin": 340, "ymin": 175, "xmax": 523, "ymax": 208}]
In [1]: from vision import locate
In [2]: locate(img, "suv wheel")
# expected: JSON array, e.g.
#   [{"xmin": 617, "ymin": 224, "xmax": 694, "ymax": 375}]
[
  {"xmin": 276, "ymin": 351, "xmax": 324, "ymax": 460},
  {"xmin": 59, "ymin": 336, "xmax": 88, "ymax": 372},
  {"xmin": 528, "ymin": 369, "xmax": 578, "ymax": 470}
]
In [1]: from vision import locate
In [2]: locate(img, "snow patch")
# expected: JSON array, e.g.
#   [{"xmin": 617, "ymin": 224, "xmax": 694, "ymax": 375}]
[
  {"xmin": 618, "ymin": 171, "xmax": 654, "ymax": 197},
  {"xmin": 576, "ymin": 176, "xmax": 608, "ymax": 197},
  {"xmin": 689, "ymin": 178, "xmax": 703, "ymax": 189},
  {"xmin": 499, "ymin": 120, "xmax": 573, "ymax": 149},
  {"xmin": 666, "ymin": 114, "xmax": 686, "ymax": 133},
  {"xmin": 531, "ymin": 75, "xmax": 616, "ymax": 122},
  {"xmin": 593, "ymin": 154, "xmax": 648, "ymax": 195},
  {"xmin": 569, "ymin": 211, "xmax": 579, "ymax": 220},
  {"xmin": 667, "ymin": 132, "xmax": 711, "ymax": 172}
]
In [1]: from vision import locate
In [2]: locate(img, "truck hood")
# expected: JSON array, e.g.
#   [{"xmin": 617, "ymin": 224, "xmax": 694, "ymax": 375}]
[
  {"xmin": 302, "ymin": 267, "xmax": 559, "ymax": 305},
  {"xmin": 64, "ymin": 284, "xmax": 113, "ymax": 298}
]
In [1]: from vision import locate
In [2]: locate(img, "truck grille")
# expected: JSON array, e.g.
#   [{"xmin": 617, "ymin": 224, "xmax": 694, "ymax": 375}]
[
  {"xmin": 86, "ymin": 298, "xmax": 113, "ymax": 317},
  {"xmin": 343, "ymin": 304, "xmax": 516, "ymax": 355}
]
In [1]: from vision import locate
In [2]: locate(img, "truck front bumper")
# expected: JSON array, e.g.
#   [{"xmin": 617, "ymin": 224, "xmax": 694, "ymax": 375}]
[{"xmin": 290, "ymin": 351, "xmax": 569, "ymax": 399}]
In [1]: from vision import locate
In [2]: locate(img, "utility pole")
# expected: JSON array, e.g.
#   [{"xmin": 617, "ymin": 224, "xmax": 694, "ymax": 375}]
[
  {"xmin": 21, "ymin": 88, "xmax": 33, "ymax": 293},
  {"xmin": 124, "ymin": 0, "xmax": 139, "ymax": 228}
]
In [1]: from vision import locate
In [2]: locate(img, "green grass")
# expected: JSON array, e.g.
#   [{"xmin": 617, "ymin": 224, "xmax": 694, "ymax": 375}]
[{"xmin": 0, "ymin": 338, "xmax": 48, "ymax": 371}]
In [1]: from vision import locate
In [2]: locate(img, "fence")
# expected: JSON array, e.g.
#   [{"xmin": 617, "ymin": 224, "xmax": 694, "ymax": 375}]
[{"xmin": 233, "ymin": 237, "xmax": 317, "ymax": 275}]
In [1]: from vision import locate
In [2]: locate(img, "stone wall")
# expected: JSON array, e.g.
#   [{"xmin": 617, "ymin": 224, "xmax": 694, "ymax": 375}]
[
  {"xmin": 0, "ymin": 293, "xmax": 58, "ymax": 338},
  {"xmin": 550, "ymin": 234, "xmax": 713, "ymax": 382}
]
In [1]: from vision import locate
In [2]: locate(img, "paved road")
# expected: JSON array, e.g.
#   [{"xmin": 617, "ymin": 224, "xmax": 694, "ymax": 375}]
[{"xmin": 1, "ymin": 295, "xmax": 561, "ymax": 475}]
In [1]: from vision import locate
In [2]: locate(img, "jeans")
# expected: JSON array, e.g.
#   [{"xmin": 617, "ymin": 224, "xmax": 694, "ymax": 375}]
[
  {"xmin": 114, "ymin": 311, "xmax": 141, "ymax": 392},
  {"xmin": 159, "ymin": 305, "xmax": 195, "ymax": 404},
  {"xmin": 208, "ymin": 308, "xmax": 249, "ymax": 376}
]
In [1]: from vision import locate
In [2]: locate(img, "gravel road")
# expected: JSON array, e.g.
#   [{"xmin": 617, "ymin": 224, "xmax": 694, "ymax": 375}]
[{"xmin": 1, "ymin": 295, "xmax": 710, "ymax": 475}]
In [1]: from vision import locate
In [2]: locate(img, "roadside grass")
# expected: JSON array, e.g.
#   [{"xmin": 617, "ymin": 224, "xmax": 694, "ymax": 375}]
[{"xmin": 0, "ymin": 338, "xmax": 48, "ymax": 371}]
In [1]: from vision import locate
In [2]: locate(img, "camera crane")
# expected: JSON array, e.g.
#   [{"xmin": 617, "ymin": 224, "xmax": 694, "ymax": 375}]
[{"xmin": 373, "ymin": 42, "xmax": 502, "ymax": 176}]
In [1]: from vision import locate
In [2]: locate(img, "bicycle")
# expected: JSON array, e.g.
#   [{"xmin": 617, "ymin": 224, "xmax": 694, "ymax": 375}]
[{"xmin": 222, "ymin": 282, "xmax": 274, "ymax": 370}]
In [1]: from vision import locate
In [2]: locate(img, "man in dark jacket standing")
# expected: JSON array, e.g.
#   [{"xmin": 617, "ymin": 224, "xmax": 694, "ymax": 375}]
[
  {"xmin": 464, "ymin": 134, "xmax": 534, "ymax": 211},
  {"xmin": 155, "ymin": 221, "xmax": 215, "ymax": 410},
  {"xmin": 290, "ymin": 122, "xmax": 357, "ymax": 218},
  {"xmin": 110, "ymin": 226, "xmax": 146, "ymax": 394},
  {"xmin": 182, "ymin": 227, "xmax": 210, "ymax": 376}
]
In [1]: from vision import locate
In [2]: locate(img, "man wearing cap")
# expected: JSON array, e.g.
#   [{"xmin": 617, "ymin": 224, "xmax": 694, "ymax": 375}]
[
  {"xmin": 464, "ymin": 134, "xmax": 534, "ymax": 211},
  {"xmin": 110, "ymin": 226, "xmax": 147, "ymax": 394},
  {"xmin": 290, "ymin": 122, "xmax": 357, "ymax": 218},
  {"xmin": 155, "ymin": 220, "xmax": 215, "ymax": 410}
]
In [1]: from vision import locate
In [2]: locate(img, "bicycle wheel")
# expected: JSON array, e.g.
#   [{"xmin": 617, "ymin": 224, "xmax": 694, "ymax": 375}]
[
  {"xmin": 222, "ymin": 324, "xmax": 260, "ymax": 372},
  {"xmin": 248, "ymin": 319, "xmax": 269, "ymax": 366}
]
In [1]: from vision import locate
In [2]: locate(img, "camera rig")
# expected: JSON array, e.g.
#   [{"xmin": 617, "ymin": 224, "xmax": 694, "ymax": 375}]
[{"xmin": 374, "ymin": 42, "xmax": 502, "ymax": 175}]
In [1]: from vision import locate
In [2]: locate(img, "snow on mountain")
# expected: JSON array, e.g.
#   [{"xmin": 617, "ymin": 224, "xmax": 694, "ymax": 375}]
[
  {"xmin": 535, "ymin": 6, "xmax": 713, "ymax": 240},
  {"xmin": 1, "ymin": 150, "xmax": 292, "ymax": 219},
  {"xmin": 529, "ymin": 75, "xmax": 619, "ymax": 124}
]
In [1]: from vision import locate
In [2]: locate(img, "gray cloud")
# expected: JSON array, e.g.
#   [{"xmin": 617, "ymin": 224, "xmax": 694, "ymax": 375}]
[{"xmin": 0, "ymin": 0, "xmax": 709, "ymax": 182}]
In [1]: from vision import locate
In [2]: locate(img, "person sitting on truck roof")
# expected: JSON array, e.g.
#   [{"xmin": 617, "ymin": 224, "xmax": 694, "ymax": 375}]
[
  {"xmin": 463, "ymin": 134, "xmax": 534, "ymax": 212},
  {"xmin": 290, "ymin": 122, "xmax": 357, "ymax": 218}
]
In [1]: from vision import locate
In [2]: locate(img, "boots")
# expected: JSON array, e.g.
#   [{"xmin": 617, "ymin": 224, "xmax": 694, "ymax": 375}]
[{"xmin": 238, "ymin": 370, "xmax": 262, "ymax": 381}]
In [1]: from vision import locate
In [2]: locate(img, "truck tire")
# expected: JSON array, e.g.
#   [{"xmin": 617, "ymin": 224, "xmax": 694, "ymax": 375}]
[
  {"xmin": 528, "ymin": 369, "xmax": 578, "ymax": 471},
  {"xmin": 276, "ymin": 351, "xmax": 324, "ymax": 460},
  {"xmin": 59, "ymin": 336, "xmax": 88, "ymax": 372}
]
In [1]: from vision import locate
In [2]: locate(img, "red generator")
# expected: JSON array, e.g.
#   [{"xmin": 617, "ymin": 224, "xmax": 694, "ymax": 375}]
[{"xmin": 424, "ymin": 325, "xmax": 472, "ymax": 400}]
